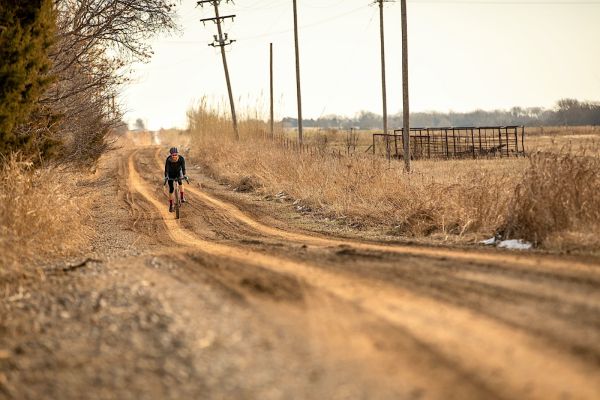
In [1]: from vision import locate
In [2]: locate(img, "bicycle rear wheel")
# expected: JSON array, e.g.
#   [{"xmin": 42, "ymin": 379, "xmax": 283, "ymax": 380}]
[{"xmin": 175, "ymin": 182, "xmax": 181, "ymax": 219}]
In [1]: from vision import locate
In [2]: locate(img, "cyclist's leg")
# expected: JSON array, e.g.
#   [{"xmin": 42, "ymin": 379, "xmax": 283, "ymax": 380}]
[
  {"xmin": 178, "ymin": 176, "xmax": 185, "ymax": 201},
  {"xmin": 168, "ymin": 180, "xmax": 175, "ymax": 209}
]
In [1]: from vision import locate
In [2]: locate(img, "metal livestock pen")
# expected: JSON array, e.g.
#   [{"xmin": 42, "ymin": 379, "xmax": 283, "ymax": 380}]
[{"xmin": 372, "ymin": 126, "xmax": 525, "ymax": 159}]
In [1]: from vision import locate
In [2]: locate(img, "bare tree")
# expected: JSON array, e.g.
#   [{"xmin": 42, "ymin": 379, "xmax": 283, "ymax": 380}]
[{"xmin": 34, "ymin": 0, "xmax": 178, "ymax": 163}]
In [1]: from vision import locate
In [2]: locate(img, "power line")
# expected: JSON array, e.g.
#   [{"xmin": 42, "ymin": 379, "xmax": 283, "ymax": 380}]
[
  {"xmin": 237, "ymin": 4, "xmax": 369, "ymax": 42},
  {"xmin": 411, "ymin": 0, "xmax": 600, "ymax": 4}
]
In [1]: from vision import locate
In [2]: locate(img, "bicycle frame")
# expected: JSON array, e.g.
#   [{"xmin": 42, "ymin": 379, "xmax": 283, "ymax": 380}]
[{"xmin": 165, "ymin": 177, "xmax": 187, "ymax": 219}]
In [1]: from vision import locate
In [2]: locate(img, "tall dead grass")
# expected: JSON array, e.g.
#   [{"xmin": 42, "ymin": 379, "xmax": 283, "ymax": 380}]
[
  {"xmin": 188, "ymin": 104, "xmax": 600, "ymax": 250},
  {"xmin": 504, "ymin": 150, "xmax": 600, "ymax": 248},
  {"xmin": 0, "ymin": 156, "xmax": 91, "ymax": 279},
  {"xmin": 196, "ymin": 135, "xmax": 515, "ymax": 237}
]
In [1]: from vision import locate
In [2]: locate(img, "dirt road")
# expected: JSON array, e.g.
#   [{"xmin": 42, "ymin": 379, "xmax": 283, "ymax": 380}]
[{"xmin": 2, "ymin": 145, "xmax": 600, "ymax": 399}]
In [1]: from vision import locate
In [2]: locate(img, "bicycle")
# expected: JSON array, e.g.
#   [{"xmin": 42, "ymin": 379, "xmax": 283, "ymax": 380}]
[{"xmin": 164, "ymin": 176, "xmax": 189, "ymax": 219}]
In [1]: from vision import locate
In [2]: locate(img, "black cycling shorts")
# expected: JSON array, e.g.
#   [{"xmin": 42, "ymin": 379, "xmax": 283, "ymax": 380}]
[{"xmin": 167, "ymin": 178, "xmax": 183, "ymax": 193}]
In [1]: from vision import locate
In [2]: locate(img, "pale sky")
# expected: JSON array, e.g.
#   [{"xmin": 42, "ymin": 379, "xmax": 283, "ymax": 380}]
[{"xmin": 121, "ymin": 0, "xmax": 600, "ymax": 130}]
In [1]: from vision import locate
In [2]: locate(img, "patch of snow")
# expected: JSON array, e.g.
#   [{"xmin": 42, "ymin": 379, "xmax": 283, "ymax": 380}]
[
  {"xmin": 497, "ymin": 239, "xmax": 532, "ymax": 250},
  {"xmin": 480, "ymin": 237, "xmax": 496, "ymax": 245},
  {"xmin": 480, "ymin": 237, "xmax": 532, "ymax": 250}
]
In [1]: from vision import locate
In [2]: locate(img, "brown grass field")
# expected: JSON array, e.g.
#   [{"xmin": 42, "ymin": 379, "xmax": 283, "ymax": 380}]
[
  {"xmin": 187, "ymin": 104, "xmax": 600, "ymax": 253},
  {"xmin": 0, "ymin": 156, "xmax": 92, "ymax": 279}
]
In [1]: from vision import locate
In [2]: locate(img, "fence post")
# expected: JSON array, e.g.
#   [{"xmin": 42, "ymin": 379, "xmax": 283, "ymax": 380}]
[
  {"xmin": 373, "ymin": 134, "xmax": 376, "ymax": 155},
  {"xmin": 452, "ymin": 128, "xmax": 457, "ymax": 158},
  {"xmin": 427, "ymin": 131, "xmax": 431, "ymax": 159},
  {"xmin": 444, "ymin": 128, "xmax": 449, "ymax": 158},
  {"xmin": 471, "ymin": 128, "xmax": 476, "ymax": 159}
]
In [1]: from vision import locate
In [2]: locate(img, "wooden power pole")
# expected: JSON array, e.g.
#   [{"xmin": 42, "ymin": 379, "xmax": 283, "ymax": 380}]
[
  {"xmin": 197, "ymin": 0, "xmax": 239, "ymax": 140},
  {"xmin": 377, "ymin": 0, "xmax": 391, "ymax": 160},
  {"xmin": 292, "ymin": 0, "xmax": 303, "ymax": 145},
  {"xmin": 401, "ymin": 0, "xmax": 411, "ymax": 171},
  {"xmin": 270, "ymin": 42, "xmax": 274, "ymax": 140}
]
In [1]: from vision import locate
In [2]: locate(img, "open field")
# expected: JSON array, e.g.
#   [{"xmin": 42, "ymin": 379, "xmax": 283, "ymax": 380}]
[
  {"xmin": 280, "ymin": 125, "xmax": 600, "ymax": 154},
  {"xmin": 187, "ymin": 104, "xmax": 600, "ymax": 253}
]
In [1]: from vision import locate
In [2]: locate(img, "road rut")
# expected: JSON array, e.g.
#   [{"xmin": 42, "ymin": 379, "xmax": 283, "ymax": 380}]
[{"xmin": 130, "ymin": 147, "xmax": 600, "ymax": 399}]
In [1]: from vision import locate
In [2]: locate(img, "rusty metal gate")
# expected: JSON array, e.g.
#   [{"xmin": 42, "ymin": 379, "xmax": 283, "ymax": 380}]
[{"xmin": 372, "ymin": 126, "xmax": 525, "ymax": 159}]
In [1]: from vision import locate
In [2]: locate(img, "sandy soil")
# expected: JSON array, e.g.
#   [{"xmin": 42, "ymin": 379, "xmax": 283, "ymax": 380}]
[{"xmin": 1, "ymin": 144, "xmax": 599, "ymax": 400}]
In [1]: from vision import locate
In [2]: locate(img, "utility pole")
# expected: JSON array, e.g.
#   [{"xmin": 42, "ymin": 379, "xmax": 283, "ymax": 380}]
[
  {"xmin": 292, "ymin": 0, "xmax": 303, "ymax": 145},
  {"xmin": 377, "ymin": 0, "xmax": 392, "ymax": 160},
  {"xmin": 401, "ymin": 0, "xmax": 411, "ymax": 171},
  {"xmin": 197, "ymin": 0, "xmax": 239, "ymax": 140},
  {"xmin": 270, "ymin": 42, "xmax": 274, "ymax": 140}
]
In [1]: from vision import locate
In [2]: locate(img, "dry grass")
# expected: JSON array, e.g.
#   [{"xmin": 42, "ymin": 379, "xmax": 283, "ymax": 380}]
[
  {"xmin": 525, "ymin": 126, "xmax": 600, "ymax": 153},
  {"xmin": 188, "ymin": 104, "xmax": 600, "ymax": 251},
  {"xmin": 0, "ymin": 156, "xmax": 91, "ymax": 279},
  {"xmin": 503, "ymin": 150, "xmax": 600, "ymax": 249},
  {"xmin": 193, "ymin": 135, "xmax": 516, "ymax": 239}
]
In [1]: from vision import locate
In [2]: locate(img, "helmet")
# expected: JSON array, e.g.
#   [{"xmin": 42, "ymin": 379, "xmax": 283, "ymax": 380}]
[{"xmin": 169, "ymin": 147, "xmax": 178, "ymax": 155}]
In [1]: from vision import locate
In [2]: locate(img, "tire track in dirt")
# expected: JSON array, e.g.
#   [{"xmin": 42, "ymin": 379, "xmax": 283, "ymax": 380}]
[
  {"xmin": 147, "ymin": 147, "xmax": 600, "ymax": 325},
  {"xmin": 131, "ymin": 149, "xmax": 600, "ymax": 399},
  {"xmin": 147, "ymin": 146, "xmax": 600, "ymax": 365},
  {"xmin": 118, "ymin": 152, "xmax": 174, "ymax": 249},
  {"xmin": 325, "ymin": 252, "xmax": 600, "ymax": 366},
  {"xmin": 137, "ymin": 151, "xmax": 265, "ymax": 243},
  {"xmin": 149, "ymin": 148, "xmax": 600, "ymax": 276},
  {"xmin": 149, "ymin": 145, "xmax": 600, "ymax": 321}
]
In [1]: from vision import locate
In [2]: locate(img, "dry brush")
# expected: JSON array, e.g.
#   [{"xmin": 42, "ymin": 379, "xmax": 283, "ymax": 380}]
[
  {"xmin": 188, "ymin": 104, "xmax": 600, "ymax": 251},
  {"xmin": 0, "ymin": 156, "xmax": 92, "ymax": 280}
]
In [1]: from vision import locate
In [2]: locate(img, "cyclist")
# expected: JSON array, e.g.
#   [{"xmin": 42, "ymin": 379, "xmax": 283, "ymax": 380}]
[{"xmin": 164, "ymin": 147, "xmax": 187, "ymax": 212}]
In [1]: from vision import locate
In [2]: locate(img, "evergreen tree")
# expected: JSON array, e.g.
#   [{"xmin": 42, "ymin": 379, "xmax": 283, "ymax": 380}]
[{"xmin": 0, "ymin": 0, "xmax": 54, "ymax": 156}]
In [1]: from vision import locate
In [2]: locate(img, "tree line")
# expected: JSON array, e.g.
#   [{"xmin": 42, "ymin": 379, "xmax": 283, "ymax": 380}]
[
  {"xmin": 282, "ymin": 99, "xmax": 600, "ymax": 130},
  {"xmin": 0, "ymin": 0, "xmax": 178, "ymax": 164}
]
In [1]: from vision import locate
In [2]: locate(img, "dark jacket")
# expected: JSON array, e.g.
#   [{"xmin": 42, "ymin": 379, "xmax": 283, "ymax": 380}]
[{"xmin": 164, "ymin": 155, "xmax": 186, "ymax": 178}]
